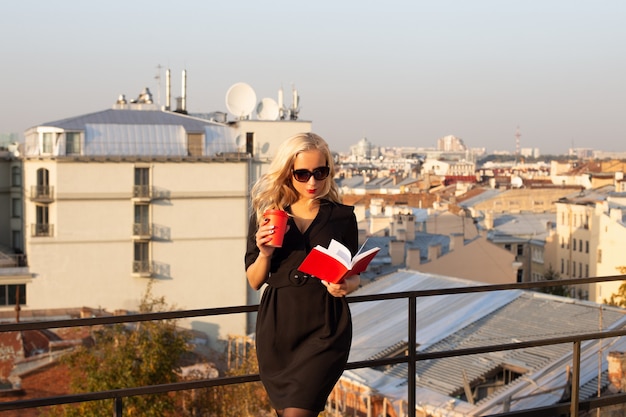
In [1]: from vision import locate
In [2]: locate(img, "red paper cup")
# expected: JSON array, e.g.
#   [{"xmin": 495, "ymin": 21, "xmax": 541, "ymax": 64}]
[{"xmin": 263, "ymin": 209, "xmax": 289, "ymax": 247}]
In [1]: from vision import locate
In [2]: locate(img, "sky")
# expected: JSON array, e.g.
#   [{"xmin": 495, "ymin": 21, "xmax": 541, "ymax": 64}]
[{"xmin": 1, "ymin": 0, "xmax": 625, "ymax": 154}]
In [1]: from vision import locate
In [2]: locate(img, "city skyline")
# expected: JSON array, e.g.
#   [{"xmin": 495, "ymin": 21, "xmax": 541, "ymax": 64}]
[{"xmin": 1, "ymin": 1, "xmax": 625, "ymax": 155}]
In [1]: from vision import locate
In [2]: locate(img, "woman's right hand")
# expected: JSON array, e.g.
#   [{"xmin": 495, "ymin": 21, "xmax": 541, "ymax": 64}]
[{"xmin": 255, "ymin": 219, "xmax": 277, "ymax": 258}]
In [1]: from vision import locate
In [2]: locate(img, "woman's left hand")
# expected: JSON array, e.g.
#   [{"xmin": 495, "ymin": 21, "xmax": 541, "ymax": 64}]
[{"xmin": 321, "ymin": 274, "xmax": 360, "ymax": 297}]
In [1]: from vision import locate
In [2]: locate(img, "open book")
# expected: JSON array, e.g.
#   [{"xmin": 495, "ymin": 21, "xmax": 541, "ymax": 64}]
[{"xmin": 298, "ymin": 239, "xmax": 380, "ymax": 284}]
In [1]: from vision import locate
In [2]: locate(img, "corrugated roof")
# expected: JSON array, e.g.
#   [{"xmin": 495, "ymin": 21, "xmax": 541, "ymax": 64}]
[
  {"xmin": 38, "ymin": 108, "xmax": 219, "ymax": 133},
  {"xmin": 345, "ymin": 270, "xmax": 626, "ymax": 415}
]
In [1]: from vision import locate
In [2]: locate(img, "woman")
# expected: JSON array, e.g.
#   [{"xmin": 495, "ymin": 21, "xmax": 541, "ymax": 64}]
[{"xmin": 245, "ymin": 132, "xmax": 360, "ymax": 417}]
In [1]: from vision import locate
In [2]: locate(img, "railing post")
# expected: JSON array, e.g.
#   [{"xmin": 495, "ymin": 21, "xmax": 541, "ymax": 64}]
[
  {"xmin": 114, "ymin": 397, "xmax": 123, "ymax": 417},
  {"xmin": 571, "ymin": 340, "xmax": 581, "ymax": 417},
  {"xmin": 408, "ymin": 294, "xmax": 416, "ymax": 417}
]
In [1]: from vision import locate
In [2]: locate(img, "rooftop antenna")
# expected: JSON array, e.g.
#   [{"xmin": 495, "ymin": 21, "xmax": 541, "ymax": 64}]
[
  {"xmin": 278, "ymin": 86, "xmax": 286, "ymax": 120},
  {"xmin": 289, "ymin": 84, "xmax": 300, "ymax": 120}
]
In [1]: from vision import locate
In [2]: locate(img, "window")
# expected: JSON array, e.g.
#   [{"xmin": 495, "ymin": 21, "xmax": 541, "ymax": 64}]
[
  {"xmin": 11, "ymin": 198, "xmax": 21, "ymax": 218},
  {"xmin": 0, "ymin": 284, "xmax": 26, "ymax": 306},
  {"xmin": 458, "ymin": 365, "xmax": 525, "ymax": 404},
  {"xmin": 35, "ymin": 168, "xmax": 51, "ymax": 199},
  {"xmin": 11, "ymin": 166, "xmax": 21, "ymax": 187},
  {"xmin": 585, "ymin": 241, "xmax": 589, "ymax": 254},
  {"xmin": 33, "ymin": 205, "xmax": 52, "ymax": 237},
  {"xmin": 516, "ymin": 269, "xmax": 523, "ymax": 283},
  {"xmin": 579, "ymin": 262, "xmax": 583, "ymax": 278},
  {"xmin": 560, "ymin": 237, "xmax": 564, "ymax": 249},
  {"xmin": 246, "ymin": 132, "xmax": 254, "ymax": 155},
  {"xmin": 572, "ymin": 239, "xmax": 576, "ymax": 251},
  {"xmin": 134, "ymin": 167, "xmax": 150, "ymax": 198},
  {"xmin": 133, "ymin": 204, "xmax": 150, "ymax": 235},
  {"xmin": 579, "ymin": 239, "xmax": 582, "ymax": 252},
  {"xmin": 12, "ymin": 230, "xmax": 23, "ymax": 252},
  {"xmin": 133, "ymin": 241, "xmax": 150, "ymax": 274},
  {"xmin": 516, "ymin": 244, "xmax": 523, "ymax": 256},
  {"xmin": 561, "ymin": 258, "xmax": 564, "ymax": 274},
  {"xmin": 585, "ymin": 264, "xmax": 589, "ymax": 278},
  {"xmin": 598, "ymin": 249, "xmax": 602, "ymax": 264},
  {"xmin": 65, "ymin": 132, "xmax": 81, "ymax": 155},
  {"xmin": 42, "ymin": 132, "xmax": 54, "ymax": 154},
  {"xmin": 504, "ymin": 244, "xmax": 511, "ymax": 251}
]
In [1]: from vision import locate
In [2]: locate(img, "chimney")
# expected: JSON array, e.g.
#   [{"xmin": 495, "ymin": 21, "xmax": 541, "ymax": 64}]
[
  {"xmin": 389, "ymin": 240, "xmax": 405, "ymax": 266},
  {"xmin": 181, "ymin": 69, "xmax": 187, "ymax": 112},
  {"xmin": 608, "ymin": 351, "xmax": 626, "ymax": 392},
  {"xmin": 165, "ymin": 68, "xmax": 171, "ymax": 110},
  {"xmin": 427, "ymin": 244, "xmax": 441, "ymax": 261},
  {"xmin": 485, "ymin": 211, "xmax": 494, "ymax": 230},
  {"xmin": 406, "ymin": 247, "xmax": 421, "ymax": 269},
  {"xmin": 450, "ymin": 233, "xmax": 464, "ymax": 251}
]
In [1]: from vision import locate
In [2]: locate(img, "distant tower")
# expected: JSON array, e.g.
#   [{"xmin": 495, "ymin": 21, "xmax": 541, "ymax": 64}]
[{"xmin": 515, "ymin": 126, "xmax": 521, "ymax": 165}]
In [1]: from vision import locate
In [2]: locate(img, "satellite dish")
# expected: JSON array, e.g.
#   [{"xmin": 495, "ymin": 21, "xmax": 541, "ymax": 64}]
[
  {"xmin": 256, "ymin": 98, "xmax": 279, "ymax": 120},
  {"xmin": 225, "ymin": 82, "xmax": 256, "ymax": 119}
]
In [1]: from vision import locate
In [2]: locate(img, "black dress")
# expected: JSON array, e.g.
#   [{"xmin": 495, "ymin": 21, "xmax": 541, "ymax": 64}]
[{"xmin": 245, "ymin": 199, "xmax": 358, "ymax": 412}]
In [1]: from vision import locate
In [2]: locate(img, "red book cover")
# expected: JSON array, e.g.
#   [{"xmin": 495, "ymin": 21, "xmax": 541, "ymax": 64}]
[{"xmin": 298, "ymin": 239, "xmax": 380, "ymax": 284}]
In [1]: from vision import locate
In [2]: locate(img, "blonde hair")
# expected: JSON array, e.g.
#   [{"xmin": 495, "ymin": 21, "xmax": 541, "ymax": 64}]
[{"xmin": 250, "ymin": 132, "xmax": 341, "ymax": 223}]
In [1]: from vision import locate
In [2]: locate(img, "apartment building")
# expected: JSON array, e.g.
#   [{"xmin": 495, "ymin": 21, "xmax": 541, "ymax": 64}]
[
  {"xmin": 554, "ymin": 185, "xmax": 626, "ymax": 303},
  {"xmin": 9, "ymin": 98, "xmax": 310, "ymax": 345}
]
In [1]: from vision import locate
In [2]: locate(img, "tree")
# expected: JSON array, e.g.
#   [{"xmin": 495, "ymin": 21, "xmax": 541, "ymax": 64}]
[
  {"xmin": 46, "ymin": 281, "xmax": 190, "ymax": 417},
  {"xmin": 180, "ymin": 336, "xmax": 272, "ymax": 417},
  {"xmin": 538, "ymin": 265, "xmax": 569, "ymax": 297},
  {"xmin": 604, "ymin": 266, "xmax": 626, "ymax": 307}
]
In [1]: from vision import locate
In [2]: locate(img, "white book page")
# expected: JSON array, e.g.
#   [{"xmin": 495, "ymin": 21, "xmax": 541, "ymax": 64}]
[{"xmin": 316, "ymin": 239, "xmax": 352, "ymax": 269}]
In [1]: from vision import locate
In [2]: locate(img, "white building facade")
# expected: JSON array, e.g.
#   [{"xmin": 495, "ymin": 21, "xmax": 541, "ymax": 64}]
[{"xmin": 14, "ymin": 102, "xmax": 311, "ymax": 345}]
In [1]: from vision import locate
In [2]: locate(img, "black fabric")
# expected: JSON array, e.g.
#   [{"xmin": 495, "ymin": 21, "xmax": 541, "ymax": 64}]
[{"xmin": 245, "ymin": 200, "xmax": 358, "ymax": 412}]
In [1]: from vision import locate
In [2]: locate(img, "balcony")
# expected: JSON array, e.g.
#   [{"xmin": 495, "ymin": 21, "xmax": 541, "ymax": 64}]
[
  {"xmin": 2, "ymin": 276, "xmax": 626, "ymax": 416},
  {"xmin": 131, "ymin": 260, "xmax": 152, "ymax": 278},
  {"xmin": 29, "ymin": 185, "xmax": 54, "ymax": 202},
  {"xmin": 132, "ymin": 185, "xmax": 152, "ymax": 202},
  {"xmin": 31, "ymin": 223, "xmax": 54, "ymax": 237},
  {"xmin": 132, "ymin": 223, "xmax": 152, "ymax": 240}
]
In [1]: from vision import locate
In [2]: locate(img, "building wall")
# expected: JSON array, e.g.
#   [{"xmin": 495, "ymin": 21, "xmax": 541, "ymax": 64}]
[
  {"xmin": 20, "ymin": 158, "xmax": 250, "ymax": 345},
  {"xmin": 592, "ymin": 204, "xmax": 626, "ymax": 303}
]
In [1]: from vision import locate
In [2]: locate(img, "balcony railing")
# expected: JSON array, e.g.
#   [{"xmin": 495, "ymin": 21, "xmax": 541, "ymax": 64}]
[
  {"xmin": 31, "ymin": 223, "xmax": 54, "ymax": 237},
  {"xmin": 29, "ymin": 185, "xmax": 54, "ymax": 202},
  {"xmin": 132, "ymin": 185, "xmax": 152, "ymax": 201},
  {"xmin": 1, "ymin": 275, "xmax": 626, "ymax": 416},
  {"xmin": 132, "ymin": 260, "xmax": 152, "ymax": 277},
  {"xmin": 0, "ymin": 252, "xmax": 27, "ymax": 268},
  {"xmin": 132, "ymin": 222, "xmax": 152, "ymax": 239}
]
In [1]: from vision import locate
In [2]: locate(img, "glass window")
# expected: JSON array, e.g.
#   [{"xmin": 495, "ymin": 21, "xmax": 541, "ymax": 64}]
[
  {"xmin": 12, "ymin": 230, "xmax": 22, "ymax": 252},
  {"xmin": 579, "ymin": 239, "xmax": 582, "ymax": 252},
  {"xmin": 133, "ymin": 167, "xmax": 150, "ymax": 198},
  {"xmin": 0, "ymin": 284, "xmax": 26, "ymax": 306},
  {"xmin": 11, "ymin": 166, "xmax": 21, "ymax": 187},
  {"xmin": 11, "ymin": 198, "xmax": 21, "ymax": 217},
  {"xmin": 572, "ymin": 239, "xmax": 576, "ymax": 251},
  {"xmin": 42, "ymin": 132, "xmax": 54, "ymax": 154},
  {"xmin": 585, "ymin": 241, "xmax": 589, "ymax": 253},
  {"xmin": 65, "ymin": 132, "xmax": 81, "ymax": 155}
]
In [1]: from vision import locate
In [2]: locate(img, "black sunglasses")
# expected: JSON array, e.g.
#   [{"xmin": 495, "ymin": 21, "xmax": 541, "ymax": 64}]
[{"xmin": 292, "ymin": 166, "xmax": 330, "ymax": 182}]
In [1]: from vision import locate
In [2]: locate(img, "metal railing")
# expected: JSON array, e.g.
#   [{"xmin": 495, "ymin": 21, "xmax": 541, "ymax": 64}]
[
  {"xmin": 29, "ymin": 185, "xmax": 54, "ymax": 202},
  {"xmin": 1, "ymin": 275, "xmax": 626, "ymax": 416},
  {"xmin": 31, "ymin": 223, "xmax": 54, "ymax": 237}
]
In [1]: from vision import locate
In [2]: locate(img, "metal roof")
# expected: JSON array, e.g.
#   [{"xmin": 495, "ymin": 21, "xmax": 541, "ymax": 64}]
[
  {"xmin": 37, "ymin": 108, "xmax": 219, "ymax": 133},
  {"xmin": 24, "ymin": 108, "xmax": 238, "ymax": 157},
  {"xmin": 345, "ymin": 270, "xmax": 626, "ymax": 415}
]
